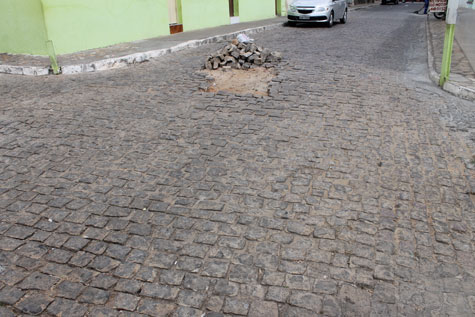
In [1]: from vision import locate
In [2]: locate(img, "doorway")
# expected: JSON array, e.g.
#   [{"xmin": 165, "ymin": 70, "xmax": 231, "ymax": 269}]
[
  {"xmin": 168, "ymin": 0, "xmax": 183, "ymax": 34},
  {"xmin": 229, "ymin": 0, "xmax": 240, "ymax": 24},
  {"xmin": 275, "ymin": 0, "xmax": 283, "ymax": 16}
]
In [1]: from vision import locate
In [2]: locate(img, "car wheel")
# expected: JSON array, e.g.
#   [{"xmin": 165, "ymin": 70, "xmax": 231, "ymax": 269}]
[
  {"xmin": 340, "ymin": 9, "xmax": 347, "ymax": 23},
  {"xmin": 327, "ymin": 12, "xmax": 334, "ymax": 27}
]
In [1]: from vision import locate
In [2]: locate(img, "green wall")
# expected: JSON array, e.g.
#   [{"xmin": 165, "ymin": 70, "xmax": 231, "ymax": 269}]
[
  {"xmin": 1, "ymin": 0, "xmax": 282, "ymax": 56},
  {"xmin": 0, "ymin": 0, "xmax": 48, "ymax": 55},
  {"xmin": 181, "ymin": 0, "xmax": 229, "ymax": 32},
  {"xmin": 42, "ymin": 0, "xmax": 170, "ymax": 55},
  {"xmin": 239, "ymin": 0, "xmax": 277, "ymax": 22}
]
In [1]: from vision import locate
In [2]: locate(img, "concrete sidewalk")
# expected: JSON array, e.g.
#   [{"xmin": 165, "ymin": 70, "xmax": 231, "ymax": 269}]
[
  {"xmin": 456, "ymin": 8, "xmax": 475, "ymax": 73},
  {"xmin": 0, "ymin": 3, "xmax": 379, "ymax": 76},
  {"xmin": 426, "ymin": 10, "xmax": 475, "ymax": 101}
]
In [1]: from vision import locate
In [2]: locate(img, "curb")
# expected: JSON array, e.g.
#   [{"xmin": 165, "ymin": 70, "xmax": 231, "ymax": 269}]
[
  {"xmin": 0, "ymin": 23, "xmax": 283, "ymax": 77},
  {"xmin": 425, "ymin": 18, "xmax": 475, "ymax": 101},
  {"xmin": 0, "ymin": 64, "xmax": 50, "ymax": 76}
]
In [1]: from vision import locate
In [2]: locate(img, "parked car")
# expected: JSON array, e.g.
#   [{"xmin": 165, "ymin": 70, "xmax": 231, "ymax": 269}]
[{"xmin": 287, "ymin": 0, "xmax": 348, "ymax": 27}]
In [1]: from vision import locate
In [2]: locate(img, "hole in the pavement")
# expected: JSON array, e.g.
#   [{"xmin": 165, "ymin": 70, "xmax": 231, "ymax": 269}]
[{"xmin": 200, "ymin": 68, "xmax": 276, "ymax": 96}]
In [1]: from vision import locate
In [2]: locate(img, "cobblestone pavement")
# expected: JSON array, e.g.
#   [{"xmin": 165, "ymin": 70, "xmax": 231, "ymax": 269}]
[{"xmin": 0, "ymin": 4, "xmax": 474, "ymax": 317}]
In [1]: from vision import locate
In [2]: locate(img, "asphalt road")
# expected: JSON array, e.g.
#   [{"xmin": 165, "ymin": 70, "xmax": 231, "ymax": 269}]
[{"xmin": 0, "ymin": 3, "xmax": 474, "ymax": 316}]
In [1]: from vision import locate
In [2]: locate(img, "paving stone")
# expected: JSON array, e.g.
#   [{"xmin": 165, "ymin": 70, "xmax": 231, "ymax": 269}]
[
  {"xmin": 141, "ymin": 283, "xmax": 179, "ymax": 300},
  {"xmin": 137, "ymin": 298, "xmax": 177, "ymax": 316},
  {"xmin": 173, "ymin": 306, "xmax": 203, "ymax": 317},
  {"xmin": 179, "ymin": 243, "xmax": 209, "ymax": 258},
  {"xmin": 288, "ymin": 291, "xmax": 323, "ymax": 312},
  {"xmin": 206, "ymin": 296, "xmax": 224, "ymax": 312},
  {"xmin": 248, "ymin": 300, "xmax": 278, "ymax": 317},
  {"xmin": 254, "ymin": 253, "xmax": 279, "ymax": 271},
  {"xmin": 229, "ymin": 264, "xmax": 258, "ymax": 283},
  {"xmin": 90, "ymin": 273, "xmax": 118, "ymax": 289},
  {"xmin": 218, "ymin": 236, "xmax": 245, "ymax": 249},
  {"xmin": 135, "ymin": 266, "xmax": 158, "ymax": 282},
  {"xmin": 16, "ymin": 241, "xmax": 49, "ymax": 259},
  {"xmin": 148, "ymin": 252, "xmax": 177, "ymax": 269},
  {"xmin": 18, "ymin": 272, "xmax": 59, "ymax": 291},
  {"xmin": 112, "ymin": 292, "xmax": 141, "ymax": 311},
  {"xmin": 115, "ymin": 278, "xmax": 142, "ymax": 294},
  {"xmin": 213, "ymin": 280, "xmax": 239, "ymax": 296},
  {"xmin": 54, "ymin": 280, "xmax": 84, "ymax": 299},
  {"xmin": 160, "ymin": 270, "xmax": 185, "ymax": 286},
  {"xmin": 0, "ymin": 237, "xmax": 25, "ymax": 251},
  {"xmin": 44, "ymin": 248, "xmax": 74, "ymax": 264},
  {"xmin": 14, "ymin": 292, "xmax": 53, "ymax": 314},
  {"xmin": 314, "ymin": 279, "xmax": 338, "ymax": 295},
  {"xmin": 0, "ymin": 286, "xmax": 25, "ymax": 305},
  {"xmin": 46, "ymin": 298, "xmax": 89, "ymax": 317},
  {"xmin": 127, "ymin": 249, "xmax": 148, "ymax": 264},
  {"xmin": 78, "ymin": 287, "xmax": 110, "ymax": 304},
  {"xmin": 338, "ymin": 284, "xmax": 371, "ymax": 315},
  {"xmin": 284, "ymin": 274, "xmax": 313, "ymax": 291},
  {"xmin": 176, "ymin": 289, "xmax": 206, "ymax": 308},
  {"xmin": 4, "ymin": 225, "xmax": 35, "ymax": 240},
  {"xmin": 89, "ymin": 255, "xmax": 121, "ymax": 272},
  {"xmin": 183, "ymin": 273, "xmax": 210, "ymax": 292},
  {"xmin": 262, "ymin": 271, "xmax": 285, "ymax": 286},
  {"xmin": 322, "ymin": 295, "xmax": 342, "ymax": 316},
  {"xmin": 265, "ymin": 286, "xmax": 290, "ymax": 303},
  {"xmin": 69, "ymin": 251, "xmax": 95, "ymax": 267},
  {"xmin": 89, "ymin": 307, "xmax": 120, "ymax": 316},
  {"xmin": 284, "ymin": 306, "xmax": 318, "ymax": 317},
  {"xmin": 0, "ymin": 307, "xmax": 15, "ymax": 317},
  {"xmin": 201, "ymin": 260, "xmax": 229, "ymax": 278},
  {"xmin": 113, "ymin": 262, "xmax": 140, "ymax": 278},
  {"xmin": 105, "ymin": 244, "xmax": 131, "ymax": 261},
  {"xmin": 85, "ymin": 241, "xmax": 108, "ymax": 255},
  {"xmin": 223, "ymin": 297, "xmax": 250, "ymax": 315}
]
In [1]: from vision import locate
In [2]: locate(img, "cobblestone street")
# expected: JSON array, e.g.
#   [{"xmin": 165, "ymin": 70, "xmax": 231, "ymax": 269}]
[{"xmin": 0, "ymin": 4, "xmax": 474, "ymax": 316}]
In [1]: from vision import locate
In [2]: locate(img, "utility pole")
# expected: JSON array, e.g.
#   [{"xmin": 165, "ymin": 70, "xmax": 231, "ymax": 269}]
[{"xmin": 439, "ymin": 0, "xmax": 459, "ymax": 86}]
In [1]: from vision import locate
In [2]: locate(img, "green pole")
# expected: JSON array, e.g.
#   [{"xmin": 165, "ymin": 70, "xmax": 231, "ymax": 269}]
[
  {"xmin": 439, "ymin": 0, "xmax": 459, "ymax": 87},
  {"xmin": 46, "ymin": 40, "xmax": 60, "ymax": 75},
  {"xmin": 439, "ymin": 23, "xmax": 455, "ymax": 86}
]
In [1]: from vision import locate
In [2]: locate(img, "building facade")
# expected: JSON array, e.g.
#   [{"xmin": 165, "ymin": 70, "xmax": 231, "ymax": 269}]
[{"xmin": 0, "ymin": 0, "xmax": 287, "ymax": 56}]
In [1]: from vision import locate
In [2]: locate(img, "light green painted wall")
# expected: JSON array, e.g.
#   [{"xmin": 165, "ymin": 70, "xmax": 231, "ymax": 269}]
[
  {"xmin": 0, "ymin": 0, "xmax": 48, "ymax": 55},
  {"xmin": 181, "ymin": 0, "xmax": 230, "ymax": 32},
  {"xmin": 239, "ymin": 0, "xmax": 277, "ymax": 22},
  {"xmin": 42, "ymin": 0, "xmax": 170, "ymax": 55}
]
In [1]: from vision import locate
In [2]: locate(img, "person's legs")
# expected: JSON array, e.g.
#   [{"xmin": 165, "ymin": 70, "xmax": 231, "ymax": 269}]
[{"xmin": 424, "ymin": 0, "xmax": 429, "ymax": 13}]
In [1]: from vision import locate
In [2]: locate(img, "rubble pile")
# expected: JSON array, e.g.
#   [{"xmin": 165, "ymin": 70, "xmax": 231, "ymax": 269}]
[{"xmin": 204, "ymin": 39, "xmax": 282, "ymax": 70}]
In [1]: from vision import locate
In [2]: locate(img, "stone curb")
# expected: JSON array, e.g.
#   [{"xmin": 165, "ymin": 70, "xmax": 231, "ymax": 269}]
[
  {"xmin": 425, "ymin": 18, "xmax": 475, "ymax": 101},
  {"xmin": 0, "ymin": 64, "xmax": 50, "ymax": 76},
  {"xmin": 0, "ymin": 4, "xmax": 378, "ymax": 77}
]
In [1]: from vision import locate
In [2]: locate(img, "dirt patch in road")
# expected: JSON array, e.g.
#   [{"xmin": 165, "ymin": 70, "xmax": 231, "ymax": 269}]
[{"xmin": 202, "ymin": 68, "xmax": 276, "ymax": 96}]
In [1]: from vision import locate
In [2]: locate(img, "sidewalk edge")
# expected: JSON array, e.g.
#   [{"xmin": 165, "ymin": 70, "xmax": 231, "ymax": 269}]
[{"xmin": 425, "ymin": 19, "xmax": 475, "ymax": 102}]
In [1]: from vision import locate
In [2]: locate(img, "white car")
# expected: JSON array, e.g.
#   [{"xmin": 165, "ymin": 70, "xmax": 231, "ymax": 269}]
[{"xmin": 287, "ymin": 0, "xmax": 348, "ymax": 27}]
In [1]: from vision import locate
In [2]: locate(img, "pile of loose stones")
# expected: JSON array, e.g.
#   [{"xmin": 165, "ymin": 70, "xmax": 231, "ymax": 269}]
[{"xmin": 204, "ymin": 39, "xmax": 282, "ymax": 70}]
